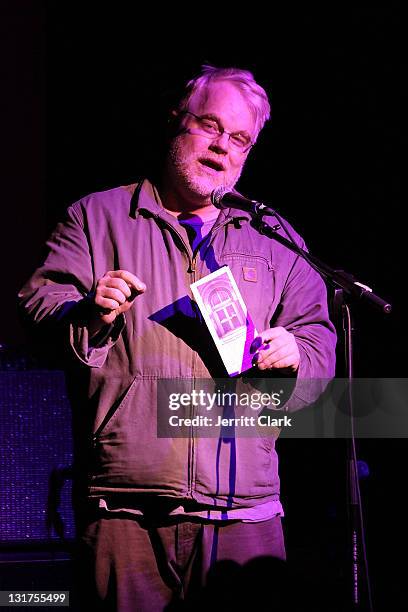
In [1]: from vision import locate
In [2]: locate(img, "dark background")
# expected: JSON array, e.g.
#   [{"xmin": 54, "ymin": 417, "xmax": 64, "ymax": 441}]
[{"xmin": 1, "ymin": 2, "xmax": 405, "ymax": 610}]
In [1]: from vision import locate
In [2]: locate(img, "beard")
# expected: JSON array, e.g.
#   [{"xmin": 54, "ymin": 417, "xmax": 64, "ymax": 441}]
[{"xmin": 166, "ymin": 137, "xmax": 243, "ymax": 200}]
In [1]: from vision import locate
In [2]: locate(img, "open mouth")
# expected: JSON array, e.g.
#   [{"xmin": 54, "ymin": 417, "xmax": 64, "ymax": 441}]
[{"xmin": 199, "ymin": 158, "xmax": 225, "ymax": 172}]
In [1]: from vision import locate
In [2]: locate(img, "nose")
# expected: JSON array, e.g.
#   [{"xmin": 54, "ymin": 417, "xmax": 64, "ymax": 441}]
[{"xmin": 209, "ymin": 132, "xmax": 229, "ymax": 154}]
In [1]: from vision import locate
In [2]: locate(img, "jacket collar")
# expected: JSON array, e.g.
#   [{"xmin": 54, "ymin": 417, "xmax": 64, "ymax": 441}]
[{"xmin": 130, "ymin": 178, "xmax": 251, "ymax": 226}]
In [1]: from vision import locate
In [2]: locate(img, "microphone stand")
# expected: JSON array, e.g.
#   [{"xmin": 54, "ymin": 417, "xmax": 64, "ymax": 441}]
[
  {"xmin": 250, "ymin": 216, "xmax": 391, "ymax": 314},
  {"xmin": 250, "ymin": 212, "xmax": 391, "ymax": 612}
]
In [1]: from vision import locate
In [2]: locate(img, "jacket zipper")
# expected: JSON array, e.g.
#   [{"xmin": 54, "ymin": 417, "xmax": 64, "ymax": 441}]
[
  {"xmin": 187, "ymin": 217, "xmax": 236, "ymax": 497},
  {"xmin": 152, "ymin": 217, "xmax": 196, "ymax": 498},
  {"xmin": 156, "ymin": 214, "xmax": 238, "ymax": 499}
]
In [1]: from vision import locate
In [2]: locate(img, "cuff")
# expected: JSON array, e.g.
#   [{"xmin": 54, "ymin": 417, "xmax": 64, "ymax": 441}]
[
  {"xmin": 284, "ymin": 343, "xmax": 331, "ymax": 412},
  {"xmin": 69, "ymin": 314, "xmax": 125, "ymax": 368}
]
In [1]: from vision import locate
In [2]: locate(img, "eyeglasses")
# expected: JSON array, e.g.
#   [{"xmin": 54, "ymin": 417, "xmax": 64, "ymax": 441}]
[{"xmin": 181, "ymin": 110, "xmax": 254, "ymax": 152}]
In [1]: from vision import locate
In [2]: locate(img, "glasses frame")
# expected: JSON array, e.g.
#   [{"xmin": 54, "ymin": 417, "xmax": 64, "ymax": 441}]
[{"xmin": 181, "ymin": 110, "xmax": 254, "ymax": 153}]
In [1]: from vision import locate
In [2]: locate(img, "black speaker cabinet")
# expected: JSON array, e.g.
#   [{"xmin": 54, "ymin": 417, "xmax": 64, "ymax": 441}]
[{"xmin": 0, "ymin": 370, "xmax": 75, "ymax": 544}]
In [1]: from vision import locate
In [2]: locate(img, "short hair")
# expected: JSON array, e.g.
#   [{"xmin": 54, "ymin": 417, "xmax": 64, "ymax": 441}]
[{"xmin": 176, "ymin": 65, "xmax": 271, "ymax": 139}]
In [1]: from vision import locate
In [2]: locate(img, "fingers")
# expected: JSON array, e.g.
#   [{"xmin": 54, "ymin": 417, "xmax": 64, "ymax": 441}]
[
  {"xmin": 106, "ymin": 270, "xmax": 147, "ymax": 294},
  {"xmin": 251, "ymin": 327, "xmax": 300, "ymax": 372},
  {"xmin": 250, "ymin": 327, "xmax": 286, "ymax": 356},
  {"xmin": 95, "ymin": 288, "xmax": 127, "ymax": 311},
  {"xmin": 255, "ymin": 349, "xmax": 300, "ymax": 370},
  {"xmin": 253, "ymin": 327, "xmax": 287, "ymax": 345},
  {"xmin": 104, "ymin": 278, "xmax": 133, "ymax": 299},
  {"xmin": 93, "ymin": 270, "xmax": 146, "ymax": 320}
]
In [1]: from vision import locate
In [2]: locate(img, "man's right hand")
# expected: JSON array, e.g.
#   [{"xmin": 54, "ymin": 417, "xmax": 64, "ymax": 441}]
[{"xmin": 90, "ymin": 270, "xmax": 146, "ymax": 334}]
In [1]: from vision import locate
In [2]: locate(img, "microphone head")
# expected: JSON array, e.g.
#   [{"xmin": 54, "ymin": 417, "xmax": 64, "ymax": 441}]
[{"xmin": 211, "ymin": 186, "xmax": 230, "ymax": 208}]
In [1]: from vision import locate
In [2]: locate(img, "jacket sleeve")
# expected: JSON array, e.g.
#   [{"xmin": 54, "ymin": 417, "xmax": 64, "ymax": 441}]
[
  {"xmin": 17, "ymin": 201, "xmax": 124, "ymax": 368},
  {"xmin": 271, "ymin": 237, "xmax": 337, "ymax": 410}
]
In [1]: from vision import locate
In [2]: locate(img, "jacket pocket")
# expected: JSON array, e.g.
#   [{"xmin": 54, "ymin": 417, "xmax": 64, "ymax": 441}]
[
  {"xmin": 90, "ymin": 378, "xmax": 190, "ymax": 493},
  {"xmin": 218, "ymin": 253, "xmax": 278, "ymax": 330},
  {"xmin": 194, "ymin": 435, "xmax": 279, "ymax": 500},
  {"xmin": 94, "ymin": 375, "xmax": 139, "ymax": 439}
]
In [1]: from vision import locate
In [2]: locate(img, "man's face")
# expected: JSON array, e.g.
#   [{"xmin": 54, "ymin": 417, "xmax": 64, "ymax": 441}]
[{"xmin": 165, "ymin": 80, "xmax": 256, "ymax": 206}]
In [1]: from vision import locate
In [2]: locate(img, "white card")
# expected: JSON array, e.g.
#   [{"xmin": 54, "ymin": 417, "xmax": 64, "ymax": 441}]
[{"xmin": 191, "ymin": 266, "xmax": 258, "ymax": 376}]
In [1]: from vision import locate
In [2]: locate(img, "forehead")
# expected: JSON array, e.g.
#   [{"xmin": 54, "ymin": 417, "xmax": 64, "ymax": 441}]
[{"xmin": 188, "ymin": 81, "xmax": 256, "ymax": 133}]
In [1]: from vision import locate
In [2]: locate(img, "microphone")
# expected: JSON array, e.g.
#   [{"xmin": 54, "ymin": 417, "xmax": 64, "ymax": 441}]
[{"xmin": 211, "ymin": 186, "xmax": 275, "ymax": 217}]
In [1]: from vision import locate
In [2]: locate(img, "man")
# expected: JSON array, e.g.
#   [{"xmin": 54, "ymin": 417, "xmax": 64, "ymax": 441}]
[{"xmin": 19, "ymin": 65, "xmax": 336, "ymax": 610}]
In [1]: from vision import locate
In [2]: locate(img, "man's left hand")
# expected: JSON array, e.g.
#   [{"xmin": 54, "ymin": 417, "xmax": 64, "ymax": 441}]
[{"xmin": 251, "ymin": 327, "xmax": 300, "ymax": 373}]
